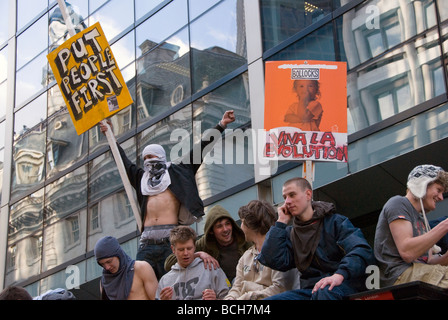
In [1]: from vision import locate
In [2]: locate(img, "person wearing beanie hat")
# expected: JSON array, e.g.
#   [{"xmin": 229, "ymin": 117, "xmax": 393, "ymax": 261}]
[
  {"xmin": 164, "ymin": 204, "xmax": 251, "ymax": 283},
  {"xmin": 94, "ymin": 236, "xmax": 158, "ymax": 300},
  {"xmin": 374, "ymin": 164, "xmax": 448, "ymax": 288}
]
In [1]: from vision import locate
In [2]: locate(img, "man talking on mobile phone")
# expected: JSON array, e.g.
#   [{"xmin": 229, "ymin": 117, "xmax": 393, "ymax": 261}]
[{"xmin": 258, "ymin": 177, "xmax": 375, "ymax": 300}]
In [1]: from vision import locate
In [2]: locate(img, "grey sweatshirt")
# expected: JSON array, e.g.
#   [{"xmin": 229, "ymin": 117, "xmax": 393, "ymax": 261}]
[{"xmin": 156, "ymin": 257, "xmax": 230, "ymax": 300}]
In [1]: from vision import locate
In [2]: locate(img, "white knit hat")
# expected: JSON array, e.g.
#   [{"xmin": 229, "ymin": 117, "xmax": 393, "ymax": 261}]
[
  {"xmin": 407, "ymin": 164, "xmax": 446, "ymax": 254},
  {"xmin": 407, "ymin": 164, "xmax": 444, "ymax": 199}
]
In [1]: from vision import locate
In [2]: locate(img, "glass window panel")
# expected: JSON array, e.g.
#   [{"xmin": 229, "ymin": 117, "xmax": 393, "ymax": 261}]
[
  {"xmin": 0, "ymin": 121, "xmax": 4, "ymax": 200},
  {"xmin": 11, "ymin": 94, "xmax": 47, "ymax": 199},
  {"xmin": 135, "ymin": 0, "xmax": 188, "ymax": 58},
  {"xmin": 338, "ymin": 0, "xmax": 438, "ymax": 70},
  {"xmin": 433, "ymin": 65, "xmax": 445, "ymax": 97},
  {"xmin": 190, "ymin": 0, "xmax": 247, "ymax": 93},
  {"xmin": 135, "ymin": 0, "xmax": 165, "ymax": 21},
  {"xmin": 347, "ymin": 29, "xmax": 442, "ymax": 132},
  {"xmin": 438, "ymin": 0, "xmax": 448, "ymax": 23},
  {"xmin": 89, "ymin": 0, "xmax": 134, "ymax": 41},
  {"xmin": 16, "ymin": 14, "xmax": 48, "ymax": 70},
  {"xmin": 46, "ymin": 102, "xmax": 88, "ymax": 179},
  {"xmin": 192, "ymin": 72, "xmax": 251, "ymax": 133},
  {"xmin": 87, "ymin": 191, "xmax": 138, "ymax": 251},
  {"xmin": 88, "ymin": 150, "xmax": 124, "ymax": 204},
  {"xmin": 15, "ymin": 51, "xmax": 49, "ymax": 107},
  {"xmin": 385, "ymin": 23, "xmax": 401, "ymax": 49},
  {"xmin": 268, "ymin": 22, "xmax": 335, "ymax": 62},
  {"xmin": 6, "ymin": 188, "xmax": 44, "ymax": 286},
  {"xmin": 138, "ymin": 105, "xmax": 192, "ymax": 164},
  {"xmin": 425, "ymin": 2, "xmax": 437, "ymax": 29},
  {"xmin": 189, "ymin": 0, "xmax": 221, "ymax": 21},
  {"xmin": 8, "ymin": 188, "xmax": 44, "ymax": 245},
  {"xmin": 24, "ymin": 282, "xmax": 39, "ymax": 298},
  {"xmin": 44, "ymin": 164, "xmax": 87, "ymax": 224},
  {"xmin": 0, "ymin": 46, "xmax": 7, "ymax": 82},
  {"xmin": 86, "ymin": 255, "xmax": 102, "ymax": 282},
  {"xmin": 378, "ymin": 93, "xmax": 394, "ymax": 120},
  {"xmin": 136, "ymin": 27, "xmax": 190, "ymax": 125},
  {"xmin": 349, "ymin": 102, "xmax": 448, "ymax": 173},
  {"xmin": 441, "ymin": 24, "xmax": 448, "ymax": 92},
  {"xmin": 87, "ymin": 138, "xmax": 138, "ymax": 251},
  {"xmin": 0, "ymin": 0, "xmax": 9, "ymax": 44},
  {"xmin": 260, "ymin": 0, "xmax": 333, "ymax": 52},
  {"xmin": 112, "ymin": 31, "xmax": 135, "ymax": 70},
  {"xmin": 5, "ymin": 231, "xmax": 42, "ymax": 287},
  {"xmin": 42, "ymin": 209, "xmax": 87, "ymax": 272},
  {"xmin": 192, "ymin": 73, "xmax": 252, "ymax": 200},
  {"xmin": 17, "ymin": 0, "xmax": 47, "ymax": 32},
  {"xmin": 396, "ymin": 84, "xmax": 412, "ymax": 113},
  {"xmin": 366, "ymin": 32, "xmax": 385, "ymax": 57},
  {"xmin": 0, "ymin": 81, "xmax": 6, "ymax": 119}
]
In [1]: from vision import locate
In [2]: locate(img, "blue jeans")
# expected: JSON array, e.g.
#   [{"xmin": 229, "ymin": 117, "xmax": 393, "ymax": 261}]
[
  {"xmin": 136, "ymin": 240, "xmax": 172, "ymax": 280},
  {"xmin": 264, "ymin": 283, "xmax": 356, "ymax": 300}
]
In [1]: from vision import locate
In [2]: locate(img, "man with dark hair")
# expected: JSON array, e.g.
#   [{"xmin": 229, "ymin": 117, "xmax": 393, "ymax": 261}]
[
  {"xmin": 259, "ymin": 177, "xmax": 375, "ymax": 300},
  {"xmin": 164, "ymin": 204, "xmax": 251, "ymax": 282}
]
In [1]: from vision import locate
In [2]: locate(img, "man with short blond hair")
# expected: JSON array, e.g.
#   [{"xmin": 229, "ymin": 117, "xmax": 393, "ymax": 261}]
[{"xmin": 157, "ymin": 226, "xmax": 229, "ymax": 300}]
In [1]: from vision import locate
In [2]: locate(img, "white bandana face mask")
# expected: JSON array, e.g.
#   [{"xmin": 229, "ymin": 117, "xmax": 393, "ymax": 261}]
[
  {"xmin": 141, "ymin": 145, "xmax": 171, "ymax": 196},
  {"xmin": 144, "ymin": 159, "xmax": 167, "ymax": 187}
]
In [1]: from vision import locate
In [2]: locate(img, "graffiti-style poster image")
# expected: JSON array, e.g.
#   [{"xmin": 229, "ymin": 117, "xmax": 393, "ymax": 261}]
[
  {"xmin": 47, "ymin": 22, "xmax": 133, "ymax": 135},
  {"xmin": 264, "ymin": 60, "xmax": 347, "ymax": 162}
]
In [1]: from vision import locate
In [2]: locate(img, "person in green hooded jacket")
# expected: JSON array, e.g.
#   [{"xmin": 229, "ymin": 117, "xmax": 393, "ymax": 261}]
[{"xmin": 164, "ymin": 204, "xmax": 251, "ymax": 282}]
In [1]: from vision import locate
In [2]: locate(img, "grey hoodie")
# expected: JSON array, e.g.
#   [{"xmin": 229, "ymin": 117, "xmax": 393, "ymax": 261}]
[{"xmin": 156, "ymin": 257, "xmax": 230, "ymax": 300}]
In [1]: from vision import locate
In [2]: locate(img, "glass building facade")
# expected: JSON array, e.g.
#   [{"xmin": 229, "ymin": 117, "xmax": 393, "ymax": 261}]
[{"xmin": 1, "ymin": 0, "xmax": 448, "ymax": 298}]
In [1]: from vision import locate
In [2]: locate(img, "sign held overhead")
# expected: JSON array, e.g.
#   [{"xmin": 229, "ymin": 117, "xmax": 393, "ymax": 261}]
[{"xmin": 47, "ymin": 21, "xmax": 133, "ymax": 135}]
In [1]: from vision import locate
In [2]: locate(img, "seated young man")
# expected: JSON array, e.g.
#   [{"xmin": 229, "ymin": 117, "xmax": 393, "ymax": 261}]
[
  {"xmin": 259, "ymin": 177, "xmax": 374, "ymax": 300},
  {"xmin": 157, "ymin": 226, "xmax": 230, "ymax": 300},
  {"xmin": 374, "ymin": 164, "xmax": 448, "ymax": 288}
]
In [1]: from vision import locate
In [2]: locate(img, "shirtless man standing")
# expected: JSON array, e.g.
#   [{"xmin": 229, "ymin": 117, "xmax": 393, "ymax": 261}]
[
  {"xmin": 100, "ymin": 110, "xmax": 235, "ymax": 279},
  {"xmin": 94, "ymin": 236, "xmax": 158, "ymax": 300}
]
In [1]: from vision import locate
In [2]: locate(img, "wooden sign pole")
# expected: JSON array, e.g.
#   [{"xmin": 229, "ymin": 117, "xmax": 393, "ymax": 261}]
[{"xmin": 302, "ymin": 160, "xmax": 315, "ymax": 189}]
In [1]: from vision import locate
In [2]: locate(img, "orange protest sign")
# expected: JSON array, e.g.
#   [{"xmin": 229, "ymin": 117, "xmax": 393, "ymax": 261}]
[
  {"xmin": 264, "ymin": 60, "xmax": 347, "ymax": 162},
  {"xmin": 47, "ymin": 22, "xmax": 133, "ymax": 135}
]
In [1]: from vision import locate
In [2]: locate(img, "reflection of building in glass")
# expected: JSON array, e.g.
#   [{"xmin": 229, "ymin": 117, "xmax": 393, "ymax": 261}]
[
  {"xmin": 3, "ymin": 0, "xmax": 448, "ymax": 300},
  {"xmin": 343, "ymin": 0, "xmax": 443, "ymax": 131}
]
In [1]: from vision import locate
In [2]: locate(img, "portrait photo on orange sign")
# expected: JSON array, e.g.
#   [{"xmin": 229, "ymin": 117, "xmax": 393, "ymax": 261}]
[{"xmin": 264, "ymin": 60, "xmax": 347, "ymax": 133}]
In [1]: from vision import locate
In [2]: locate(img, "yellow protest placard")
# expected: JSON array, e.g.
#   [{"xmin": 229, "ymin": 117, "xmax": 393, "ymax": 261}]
[{"xmin": 47, "ymin": 22, "xmax": 133, "ymax": 135}]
